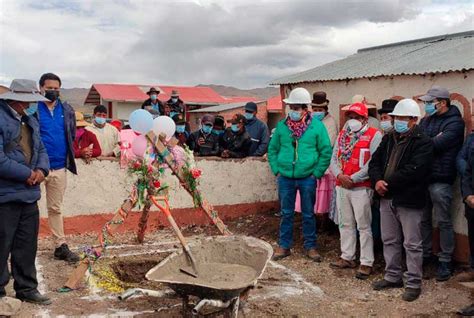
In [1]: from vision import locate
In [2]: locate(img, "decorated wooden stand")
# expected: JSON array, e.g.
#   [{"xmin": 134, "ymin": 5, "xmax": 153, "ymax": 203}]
[{"xmin": 62, "ymin": 133, "xmax": 231, "ymax": 290}]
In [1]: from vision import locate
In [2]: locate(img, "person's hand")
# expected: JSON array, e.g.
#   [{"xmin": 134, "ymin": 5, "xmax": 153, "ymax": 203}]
[
  {"xmin": 198, "ymin": 137, "xmax": 205, "ymax": 146},
  {"xmin": 337, "ymin": 174, "xmax": 354, "ymax": 189},
  {"xmin": 26, "ymin": 170, "xmax": 36, "ymax": 186},
  {"xmin": 375, "ymin": 180, "xmax": 388, "ymax": 196},
  {"xmin": 81, "ymin": 147, "xmax": 92, "ymax": 158},
  {"xmin": 466, "ymin": 195, "xmax": 474, "ymax": 209},
  {"xmin": 33, "ymin": 169, "xmax": 45, "ymax": 185}
]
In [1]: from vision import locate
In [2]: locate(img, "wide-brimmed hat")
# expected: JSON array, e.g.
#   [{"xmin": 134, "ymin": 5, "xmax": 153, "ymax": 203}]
[
  {"xmin": 311, "ymin": 91, "xmax": 329, "ymax": 107},
  {"xmin": 75, "ymin": 111, "xmax": 89, "ymax": 127},
  {"xmin": 418, "ymin": 86, "xmax": 450, "ymax": 102},
  {"xmin": 171, "ymin": 90, "xmax": 179, "ymax": 97},
  {"xmin": 146, "ymin": 87, "xmax": 160, "ymax": 95},
  {"xmin": 378, "ymin": 99, "xmax": 398, "ymax": 115},
  {"xmin": 0, "ymin": 79, "xmax": 49, "ymax": 102}
]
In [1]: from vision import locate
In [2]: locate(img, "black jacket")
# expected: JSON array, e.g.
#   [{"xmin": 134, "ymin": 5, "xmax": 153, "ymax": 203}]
[
  {"xmin": 166, "ymin": 98, "xmax": 186, "ymax": 115},
  {"xmin": 186, "ymin": 130, "xmax": 220, "ymax": 156},
  {"xmin": 369, "ymin": 125, "xmax": 433, "ymax": 209},
  {"xmin": 221, "ymin": 128, "xmax": 252, "ymax": 158},
  {"xmin": 245, "ymin": 117, "xmax": 269, "ymax": 156},
  {"xmin": 141, "ymin": 98, "xmax": 164, "ymax": 115},
  {"xmin": 461, "ymin": 143, "xmax": 474, "ymax": 216},
  {"xmin": 419, "ymin": 106, "xmax": 465, "ymax": 184}
]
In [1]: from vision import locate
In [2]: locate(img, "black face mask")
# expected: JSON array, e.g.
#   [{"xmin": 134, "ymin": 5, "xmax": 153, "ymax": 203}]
[{"xmin": 44, "ymin": 90, "xmax": 60, "ymax": 102}]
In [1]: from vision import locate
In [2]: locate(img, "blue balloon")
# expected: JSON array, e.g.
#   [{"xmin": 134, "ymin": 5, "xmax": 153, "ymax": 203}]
[{"xmin": 129, "ymin": 109, "xmax": 153, "ymax": 134}]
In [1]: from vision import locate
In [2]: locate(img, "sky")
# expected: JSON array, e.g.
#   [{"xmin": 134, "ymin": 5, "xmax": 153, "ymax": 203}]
[{"xmin": 0, "ymin": 0, "xmax": 472, "ymax": 89}]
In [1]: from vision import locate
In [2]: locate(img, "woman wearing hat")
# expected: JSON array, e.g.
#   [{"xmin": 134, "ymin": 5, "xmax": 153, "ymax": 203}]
[
  {"xmin": 141, "ymin": 87, "xmax": 164, "ymax": 115},
  {"xmin": 73, "ymin": 112, "xmax": 101, "ymax": 160}
]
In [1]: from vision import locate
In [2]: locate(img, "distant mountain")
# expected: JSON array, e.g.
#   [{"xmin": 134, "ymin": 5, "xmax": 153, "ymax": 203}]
[{"xmin": 197, "ymin": 84, "xmax": 279, "ymax": 100}]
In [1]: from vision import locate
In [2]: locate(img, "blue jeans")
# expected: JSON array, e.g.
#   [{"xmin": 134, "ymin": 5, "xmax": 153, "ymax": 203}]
[
  {"xmin": 278, "ymin": 175, "xmax": 317, "ymax": 250},
  {"xmin": 421, "ymin": 183, "xmax": 454, "ymax": 263}
]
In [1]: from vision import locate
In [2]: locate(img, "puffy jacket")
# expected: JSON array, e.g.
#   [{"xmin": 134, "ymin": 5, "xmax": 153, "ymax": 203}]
[
  {"xmin": 0, "ymin": 100, "xmax": 50, "ymax": 204},
  {"xmin": 461, "ymin": 145, "xmax": 474, "ymax": 216},
  {"xmin": 419, "ymin": 106, "xmax": 465, "ymax": 184},
  {"xmin": 457, "ymin": 133, "xmax": 474, "ymax": 176},
  {"xmin": 187, "ymin": 130, "xmax": 220, "ymax": 156},
  {"xmin": 245, "ymin": 117, "xmax": 269, "ymax": 156},
  {"xmin": 268, "ymin": 118, "xmax": 332, "ymax": 179},
  {"xmin": 221, "ymin": 128, "xmax": 252, "ymax": 158},
  {"xmin": 369, "ymin": 125, "xmax": 433, "ymax": 209}
]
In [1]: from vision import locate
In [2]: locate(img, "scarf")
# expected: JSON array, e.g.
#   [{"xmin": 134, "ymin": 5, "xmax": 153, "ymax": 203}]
[
  {"xmin": 286, "ymin": 111, "xmax": 312, "ymax": 139},
  {"xmin": 337, "ymin": 124, "xmax": 368, "ymax": 167}
]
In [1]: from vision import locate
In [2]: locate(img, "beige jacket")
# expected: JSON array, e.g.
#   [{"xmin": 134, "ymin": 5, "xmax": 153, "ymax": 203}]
[{"xmin": 85, "ymin": 124, "xmax": 120, "ymax": 157}]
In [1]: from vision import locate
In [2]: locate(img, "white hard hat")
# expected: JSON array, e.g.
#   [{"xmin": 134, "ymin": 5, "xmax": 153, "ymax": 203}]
[
  {"xmin": 389, "ymin": 98, "xmax": 421, "ymax": 117},
  {"xmin": 283, "ymin": 87, "xmax": 311, "ymax": 105}
]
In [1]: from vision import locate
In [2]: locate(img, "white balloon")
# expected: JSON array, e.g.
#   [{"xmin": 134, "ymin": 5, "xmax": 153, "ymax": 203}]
[{"xmin": 152, "ymin": 116, "xmax": 176, "ymax": 141}]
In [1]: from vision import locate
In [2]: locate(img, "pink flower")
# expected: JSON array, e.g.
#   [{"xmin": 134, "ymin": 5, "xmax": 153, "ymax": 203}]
[{"xmin": 191, "ymin": 169, "xmax": 202, "ymax": 179}]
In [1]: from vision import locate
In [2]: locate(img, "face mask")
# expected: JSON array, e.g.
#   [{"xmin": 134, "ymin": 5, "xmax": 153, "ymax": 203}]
[
  {"xmin": 244, "ymin": 112, "xmax": 254, "ymax": 120},
  {"xmin": 44, "ymin": 89, "xmax": 59, "ymax": 102},
  {"xmin": 289, "ymin": 110, "xmax": 302, "ymax": 121},
  {"xmin": 169, "ymin": 111, "xmax": 178, "ymax": 119},
  {"xmin": 394, "ymin": 119, "xmax": 410, "ymax": 134},
  {"xmin": 201, "ymin": 124, "xmax": 213, "ymax": 134},
  {"xmin": 24, "ymin": 103, "xmax": 38, "ymax": 116},
  {"xmin": 95, "ymin": 117, "xmax": 106, "ymax": 125},
  {"xmin": 347, "ymin": 119, "xmax": 363, "ymax": 132},
  {"xmin": 231, "ymin": 124, "xmax": 240, "ymax": 133},
  {"xmin": 312, "ymin": 111, "xmax": 325, "ymax": 121},
  {"xmin": 380, "ymin": 120, "xmax": 393, "ymax": 133},
  {"xmin": 176, "ymin": 125, "xmax": 185, "ymax": 133},
  {"xmin": 150, "ymin": 94, "xmax": 157, "ymax": 101},
  {"xmin": 212, "ymin": 129, "xmax": 224, "ymax": 136},
  {"xmin": 424, "ymin": 102, "xmax": 437, "ymax": 116},
  {"xmin": 171, "ymin": 98, "xmax": 178, "ymax": 103}
]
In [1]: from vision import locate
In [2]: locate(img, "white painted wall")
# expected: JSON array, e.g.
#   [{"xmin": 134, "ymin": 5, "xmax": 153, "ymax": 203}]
[
  {"xmin": 38, "ymin": 158, "xmax": 278, "ymax": 217},
  {"xmin": 113, "ymin": 101, "xmax": 142, "ymax": 120}
]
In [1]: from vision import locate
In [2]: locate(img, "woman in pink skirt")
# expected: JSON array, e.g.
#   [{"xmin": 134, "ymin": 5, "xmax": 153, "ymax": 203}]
[{"xmin": 295, "ymin": 92, "xmax": 338, "ymax": 215}]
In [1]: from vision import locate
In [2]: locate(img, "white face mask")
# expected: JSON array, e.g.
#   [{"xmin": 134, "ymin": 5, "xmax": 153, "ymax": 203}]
[{"xmin": 346, "ymin": 119, "xmax": 363, "ymax": 132}]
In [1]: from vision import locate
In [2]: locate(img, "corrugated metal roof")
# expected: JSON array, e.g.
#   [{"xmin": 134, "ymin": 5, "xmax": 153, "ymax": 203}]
[{"xmin": 271, "ymin": 31, "xmax": 474, "ymax": 85}]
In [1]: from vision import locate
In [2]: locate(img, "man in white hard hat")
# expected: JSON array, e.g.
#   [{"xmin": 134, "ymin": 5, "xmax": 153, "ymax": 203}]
[
  {"xmin": 369, "ymin": 99, "xmax": 433, "ymax": 302},
  {"xmin": 268, "ymin": 87, "xmax": 332, "ymax": 262}
]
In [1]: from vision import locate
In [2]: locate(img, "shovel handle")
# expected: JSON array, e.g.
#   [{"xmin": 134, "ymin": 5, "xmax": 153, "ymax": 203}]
[{"xmin": 150, "ymin": 196, "xmax": 189, "ymax": 248}]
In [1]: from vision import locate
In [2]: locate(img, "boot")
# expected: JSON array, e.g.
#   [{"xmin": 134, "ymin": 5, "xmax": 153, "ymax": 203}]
[
  {"xmin": 54, "ymin": 243, "xmax": 80, "ymax": 263},
  {"xmin": 272, "ymin": 246, "xmax": 291, "ymax": 261}
]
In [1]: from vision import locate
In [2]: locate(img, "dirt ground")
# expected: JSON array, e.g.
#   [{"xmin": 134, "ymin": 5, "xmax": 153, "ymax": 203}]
[{"xmin": 5, "ymin": 211, "xmax": 473, "ymax": 317}]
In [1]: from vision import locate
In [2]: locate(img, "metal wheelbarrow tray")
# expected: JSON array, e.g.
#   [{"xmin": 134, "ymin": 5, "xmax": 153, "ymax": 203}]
[{"xmin": 146, "ymin": 235, "xmax": 273, "ymax": 301}]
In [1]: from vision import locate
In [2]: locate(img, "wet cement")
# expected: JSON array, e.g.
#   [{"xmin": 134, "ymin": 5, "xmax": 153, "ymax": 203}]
[{"xmin": 161, "ymin": 262, "xmax": 257, "ymax": 290}]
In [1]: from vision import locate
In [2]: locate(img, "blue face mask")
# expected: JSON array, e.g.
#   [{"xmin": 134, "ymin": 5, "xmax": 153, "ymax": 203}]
[
  {"xmin": 380, "ymin": 120, "xmax": 393, "ymax": 132},
  {"xmin": 212, "ymin": 129, "xmax": 224, "ymax": 136},
  {"xmin": 202, "ymin": 124, "xmax": 213, "ymax": 134},
  {"xmin": 169, "ymin": 112, "xmax": 178, "ymax": 119},
  {"xmin": 176, "ymin": 125, "xmax": 185, "ymax": 133},
  {"xmin": 150, "ymin": 94, "xmax": 157, "ymax": 101},
  {"xmin": 312, "ymin": 111, "xmax": 325, "ymax": 121},
  {"xmin": 289, "ymin": 110, "xmax": 302, "ymax": 121},
  {"xmin": 394, "ymin": 119, "xmax": 410, "ymax": 134},
  {"xmin": 424, "ymin": 102, "xmax": 437, "ymax": 116},
  {"xmin": 95, "ymin": 117, "xmax": 106, "ymax": 125},
  {"xmin": 24, "ymin": 103, "xmax": 38, "ymax": 116},
  {"xmin": 231, "ymin": 124, "xmax": 240, "ymax": 133},
  {"xmin": 244, "ymin": 112, "xmax": 254, "ymax": 120}
]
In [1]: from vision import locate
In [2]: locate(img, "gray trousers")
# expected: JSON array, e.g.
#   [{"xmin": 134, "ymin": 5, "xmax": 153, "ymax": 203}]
[
  {"xmin": 421, "ymin": 183, "xmax": 454, "ymax": 262},
  {"xmin": 380, "ymin": 199, "xmax": 423, "ymax": 289}
]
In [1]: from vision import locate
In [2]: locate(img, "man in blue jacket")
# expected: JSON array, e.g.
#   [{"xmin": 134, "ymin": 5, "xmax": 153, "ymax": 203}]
[
  {"xmin": 243, "ymin": 102, "xmax": 270, "ymax": 156},
  {"xmin": 0, "ymin": 79, "xmax": 51, "ymax": 305},
  {"xmin": 37, "ymin": 73, "xmax": 79, "ymax": 263},
  {"xmin": 419, "ymin": 86, "xmax": 465, "ymax": 281}
]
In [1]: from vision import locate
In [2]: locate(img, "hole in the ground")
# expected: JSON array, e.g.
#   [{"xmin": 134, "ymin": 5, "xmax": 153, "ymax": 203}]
[{"xmin": 112, "ymin": 260, "xmax": 160, "ymax": 283}]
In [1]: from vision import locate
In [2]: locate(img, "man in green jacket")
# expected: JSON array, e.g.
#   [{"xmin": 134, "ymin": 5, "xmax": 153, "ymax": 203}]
[{"xmin": 268, "ymin": 87, "xmax": 332, "ymax": 262}]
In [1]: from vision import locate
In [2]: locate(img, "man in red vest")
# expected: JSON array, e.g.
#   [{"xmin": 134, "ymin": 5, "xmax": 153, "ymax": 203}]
[{"xmin": 329, "ymin": 103, "xmax": 382, "ymax": 280}]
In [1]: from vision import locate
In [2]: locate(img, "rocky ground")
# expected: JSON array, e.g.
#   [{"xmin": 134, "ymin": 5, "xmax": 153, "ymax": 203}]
[{"xmin": 5, "ymin": 211, "xmax": 472, "ymax": 317}]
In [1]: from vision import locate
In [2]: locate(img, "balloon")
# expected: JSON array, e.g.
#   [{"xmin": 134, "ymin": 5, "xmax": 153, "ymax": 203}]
[
  {"xmin": 131, "ymin": 135, "xmax": 148, "ymax": 157},
  {"xmin": 152, "ymin": 116, "xmax": 176, "ymax": 141},
  {"xmin": 129, "ymin": 109, "xmax": 153, "ymax": 134}
]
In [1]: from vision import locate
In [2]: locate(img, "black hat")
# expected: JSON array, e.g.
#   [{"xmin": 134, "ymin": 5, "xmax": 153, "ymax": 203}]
[
  {"xmin": 214, "ymin": 115, "xmax": 225, "ymax": 127},
  {"xmin": 244, "ymin": 102, "xmax": 257, "ymax": 112},
  {"xmin": 311, "ymin": 91, "xmax": 329, "ymax": 107},
  {"xmin": 378, "ymin": 99, "xmax": 398, "ymax": 115},
  {"xmin": 172, "ymin": 113, "xmax": 186, "ymax": 124},
  {"xmin": 146, "ymin": 87, "xmax": 160, "ymax": 95}
]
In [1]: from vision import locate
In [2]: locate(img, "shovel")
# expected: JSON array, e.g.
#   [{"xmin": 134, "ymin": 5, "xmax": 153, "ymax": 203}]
[{"xmin": 151, "ymin": 196, "xmax": 199, "ymax": 278}]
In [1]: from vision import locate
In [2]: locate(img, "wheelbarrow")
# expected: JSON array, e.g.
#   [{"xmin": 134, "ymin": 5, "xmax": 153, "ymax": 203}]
[{"xmin": 145, "ymin": 235, "xmax": 273, "ymax": 317}]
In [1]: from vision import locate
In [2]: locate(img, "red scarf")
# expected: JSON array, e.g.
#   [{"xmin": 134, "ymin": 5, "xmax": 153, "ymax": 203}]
[{"xmin": 286, "ymin": 111, "xmax": 312, "ymax": 138}]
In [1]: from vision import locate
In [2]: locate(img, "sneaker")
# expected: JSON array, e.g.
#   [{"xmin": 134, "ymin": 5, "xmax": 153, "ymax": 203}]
[
  {"xmin": 16, "ymin": 291, "xmax": 51, "ymax": 305},
  {"xmin": 436, "ymin": 261, "xmax": 452, "ymax": 282},
  {"xmin": 458, "ymin": 303, "xmax": 474, "ymax": 316},
  {"xmin": 54, "ymin": 243, "xmax": 80, "ymax": 263},
  {"xmin": 402, "ymin": 287, "xmax": 421, "ymax": 302},
  {"xmin": 355, "ymin": 265, "xmax": 372, "ymax": 280},
  {"xmin": 272, "ymin": 246, "xmax": 291, "ymax": 261},
  {"xmin": 330, "ymin": 258, "xmax": 357, "ymax": 269},
  {"xmin": 306, "ymin": 248, "xmax": 322, "ymax": 262},
  {"xmin": 372, "ymin": 279, "xmax": 404, "ymax": 291}
]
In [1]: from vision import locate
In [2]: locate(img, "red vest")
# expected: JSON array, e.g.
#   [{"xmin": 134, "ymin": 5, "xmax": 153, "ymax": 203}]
[{"xmin": 336, "ymin": 127, "xmax": 378, "ymax": 188}]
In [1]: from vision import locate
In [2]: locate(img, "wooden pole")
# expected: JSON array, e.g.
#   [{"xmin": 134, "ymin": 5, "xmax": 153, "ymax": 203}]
[{"xmin": 136, "ymin": 201, "xmax": 152, "ymax": 243}]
